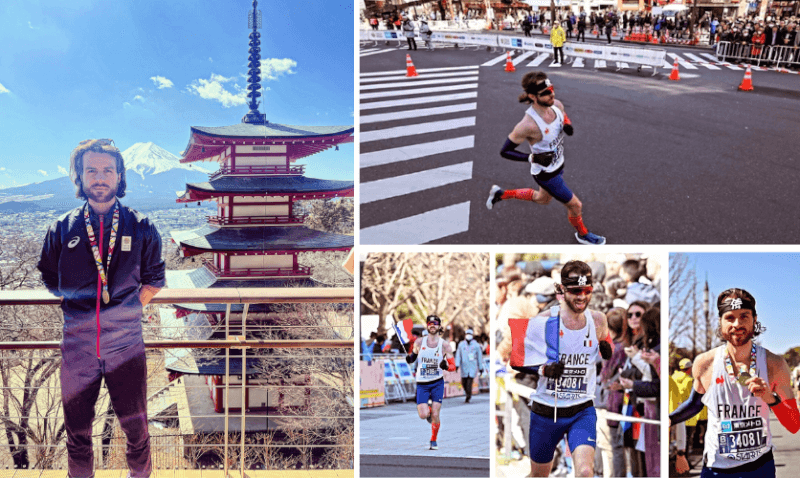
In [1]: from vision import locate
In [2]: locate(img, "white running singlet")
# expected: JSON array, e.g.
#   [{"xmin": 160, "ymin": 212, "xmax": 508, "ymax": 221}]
[
  {"xmin": 525, "ymin": 105, "xmax": 565, "ymax": 176},
  {"xmin": 702, "ymin": 344, "xmax": 772, "ymax": 468},
  {"xmin": 531, "ymin": 306, "xmax": 598, "ymax": 407},
  {"xmin": 415, "ymin": 336, "xmax": 445, "ymax": 383}
]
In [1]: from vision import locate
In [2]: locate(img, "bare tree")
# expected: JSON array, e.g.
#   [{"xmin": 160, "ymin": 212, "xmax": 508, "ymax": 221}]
[{"xmin": 669, "ymin": 253, "xmax": 698, "ymax": 352}]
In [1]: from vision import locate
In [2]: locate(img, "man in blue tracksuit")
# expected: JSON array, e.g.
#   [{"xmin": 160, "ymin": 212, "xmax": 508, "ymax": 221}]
[
  {"xmin": 37, "ymin": 139, "xmax": 165, "ymax": 478},
  {"xmin": 455, "ymin": 328, "xmax": 485, "ymax": 403}
]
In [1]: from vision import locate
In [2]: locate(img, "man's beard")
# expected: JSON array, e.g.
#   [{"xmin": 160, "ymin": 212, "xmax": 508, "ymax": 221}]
[
  {"xmin": 564, "ymin": 294, "xmax": 589, "ymax": 314},
  {"xmin": 84, "ymin": 182, "xmax": 117, "ymax": 204},
  {"xmin": 721, "ymin": 326, "xmax": 754, "ymax": 347}
]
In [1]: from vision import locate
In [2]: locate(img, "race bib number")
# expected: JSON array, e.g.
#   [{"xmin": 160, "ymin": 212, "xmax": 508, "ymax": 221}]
[
  {"xmin": 546, "ymin": 134, "xmax": 565, "ymax": 163},
  {"xmin": 546, "ymin": 367, "xmax": 587, "ymax": 398},
  {"xmin": 421, "ymin": 364, "xmax": 439, "ymax": 378},
  {"xmin": 718, "ymin": 418, "xmax": 767, "ymax": 461}
]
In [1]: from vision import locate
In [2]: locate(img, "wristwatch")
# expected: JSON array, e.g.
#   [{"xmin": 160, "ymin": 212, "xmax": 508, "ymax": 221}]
[{"xmin": 768, "ymin": 391, "xmax": 782, "ymax": 407}]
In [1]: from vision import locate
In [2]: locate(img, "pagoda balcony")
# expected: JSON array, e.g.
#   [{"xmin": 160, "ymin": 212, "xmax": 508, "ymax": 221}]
[
  {"xmin": 209, "ymin": 165, "xmax": 305, "ymax": 179},
  {"xmin": 204, "ymin": 261, "xmax": 312, "ymax": 278},
  {"xmin": 0, "ymin": 288, "xmax": 353, "ymax": 476},
  {"xmin": 206, "ymin": 214, "xmax": 307, "ymax": 226}
]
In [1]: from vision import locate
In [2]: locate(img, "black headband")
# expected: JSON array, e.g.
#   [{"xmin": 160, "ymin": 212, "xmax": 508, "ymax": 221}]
[
  {"xmin": 561, "ymin": 273, "xmax": 592, "ymax": 288},
  {"xmin": 718, "ymin": 297, "xmax": 757, "ymax": 317},
  {"xmin": 526, "ymin": 78, "xmax": 553, "ymax": 95}
]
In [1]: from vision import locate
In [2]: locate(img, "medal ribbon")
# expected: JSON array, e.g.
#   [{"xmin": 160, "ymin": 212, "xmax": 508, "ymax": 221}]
[
  {"xmin": 84, "ymin": 201, "xmax": 120, "ymax": 304},
  {"xmin": 724, "ymin": 342, "xmax": 757, "ymax": 385}
]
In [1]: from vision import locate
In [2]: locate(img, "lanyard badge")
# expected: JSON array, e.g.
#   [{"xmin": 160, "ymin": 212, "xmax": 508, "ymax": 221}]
[{"xmin": 84, "ymin": 202, "xmax": 120, "ymax": 304}]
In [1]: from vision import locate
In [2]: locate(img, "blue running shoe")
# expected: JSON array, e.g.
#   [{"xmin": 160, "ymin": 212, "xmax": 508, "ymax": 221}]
[
  {"xmin": 430, "ymin": 440, "xmax": 438, "ymax": 450},
  {"xmin": 575, "ymin": 231, "xmax": 606, "ymax": 245},
  {"xmin": 486, "ymin": 185, "xmax": 503, "ymax": 210}
]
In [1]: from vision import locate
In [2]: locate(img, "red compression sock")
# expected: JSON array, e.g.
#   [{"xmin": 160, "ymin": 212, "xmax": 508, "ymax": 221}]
[
  {"xmin": 431, "ymin": 423, "xmax": 440, "ymax": 441},
  {"xmin": 568, "ymin": 216, "xmax": 589, "ymax": 236},
  {"xmin": 501, "ymin": 189, "xmax": 535, "ymax": 201}
]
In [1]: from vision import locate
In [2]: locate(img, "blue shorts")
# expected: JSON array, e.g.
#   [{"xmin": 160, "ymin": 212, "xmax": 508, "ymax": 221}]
[
  {"xmin": 528, "ymin": 405, "xmax": 596, "ymax": 464},
  {"xmin": 701, "ymin": 453, "xmax": 775, "ymax": 478},
  {"xmin": 533, "ymin": 166, "xmax": 574, "ymax": 204},
  {"xmin": 416, "ymin": 378, "xmax": 445, "ymax": 405}
]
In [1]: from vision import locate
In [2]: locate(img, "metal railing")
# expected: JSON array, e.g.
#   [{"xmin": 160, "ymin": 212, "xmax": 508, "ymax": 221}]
[
  {"xmin": 0, "ymin": 287, "xmax": 354, "ymax": 475},
  {"xmin": 716, "ymin": 41, "xmax": 800, "ymax": 68}
]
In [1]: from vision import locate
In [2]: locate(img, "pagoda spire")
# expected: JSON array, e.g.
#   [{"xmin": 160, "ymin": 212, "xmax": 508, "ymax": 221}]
[{"xmin": 242, "ymin": 0, "xmax": 267, "ymax": 124}]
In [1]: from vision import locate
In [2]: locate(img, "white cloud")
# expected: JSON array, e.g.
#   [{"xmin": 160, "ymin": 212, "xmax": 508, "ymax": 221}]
[
  {"xmin": 150, "ymin": 76, "xmax": 174, "ymax": 89},
  {"xmin": 209, "ymin": 57, "xmax": 213, "ymax": 62},
  {"xmin": 134, "ymin": 95, "xmax": 145, "ymax": 102},
  {"xmin": 38, "ymin": 170, "xmax": 48, "ymax": 176},
  {"xmin": 123, "ymin": 102, "xmax": 132, "ymax": 108},
  {"xmin": 187, "ymin": 73, "xmax": 246, "ymax": 108},
  {"xmin": 28, "ymin": 21, "xmax": 39, "ymax": 30},
  {"xmin": 0, "ymin": 83, "xmax": 9, "ymax": 94},
  {"xmin": 57, "ymin": 165, "xmax": 68, "ymax": 176},
  {"xmin": 260, "ymin": 58, "xmax": 297, "ymax": 80},
  {"xmin": 0, "ymin": 167, "xmax": 6, "ymax": 171}
]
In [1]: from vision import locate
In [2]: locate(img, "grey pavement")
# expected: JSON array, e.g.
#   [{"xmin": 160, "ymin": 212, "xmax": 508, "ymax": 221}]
[{"xmin": 360, "ymin": 392, "xmax": 490, "ymax": 477}]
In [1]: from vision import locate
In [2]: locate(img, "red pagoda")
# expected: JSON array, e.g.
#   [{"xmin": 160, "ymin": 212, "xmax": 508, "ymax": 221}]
[{"xmin": 162, "ymin": 0, "xmax": 353, "ymax": 415}]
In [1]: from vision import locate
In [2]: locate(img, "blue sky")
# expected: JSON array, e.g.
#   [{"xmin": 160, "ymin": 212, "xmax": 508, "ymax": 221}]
[
  {"xmin": 0, "ymin": 0, "xmax": 354, "ymax": 189},
  {"xmin": 672, "ymin": 253, "xmax": 800, "ymax": 354}
]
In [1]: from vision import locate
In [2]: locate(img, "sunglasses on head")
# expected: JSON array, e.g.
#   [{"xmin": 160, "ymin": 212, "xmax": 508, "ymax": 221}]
[
  {"xmin": 565, "ymin": 286, "xmax": 593, "ymax": 295},
  {"xmin": 628, "ymin": 311, "xmax": 642, "ymax": 318},
  {"xmin": 79, "ymin": 138, "xmax": 115, "ymax": 147}
]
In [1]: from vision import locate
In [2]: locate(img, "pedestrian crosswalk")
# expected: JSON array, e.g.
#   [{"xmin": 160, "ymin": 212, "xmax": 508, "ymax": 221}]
[{"xmin": 359, "ymin": 66, "xmax": 478, "ymax": 244}]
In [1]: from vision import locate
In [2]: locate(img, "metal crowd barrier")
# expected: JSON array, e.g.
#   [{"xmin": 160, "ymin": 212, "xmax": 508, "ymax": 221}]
[{"xmin": 716, "ymin": 41, "xmax": 800, "ymax": 68}]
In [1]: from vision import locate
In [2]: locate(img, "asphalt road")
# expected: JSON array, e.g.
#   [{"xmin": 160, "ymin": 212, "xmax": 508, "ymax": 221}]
[
  {"xmin": 360, "ymin": 393, "xmax": 490, "ymax": 477},
  {"xmin": 359, "ymin": 36, "xmax": 800, "ymax": 245}
]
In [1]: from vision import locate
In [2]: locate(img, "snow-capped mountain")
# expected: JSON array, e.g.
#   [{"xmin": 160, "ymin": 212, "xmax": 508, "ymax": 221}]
[{"xmin": 122, "ymin": 142, "xmax": 210, "ymax": 179}]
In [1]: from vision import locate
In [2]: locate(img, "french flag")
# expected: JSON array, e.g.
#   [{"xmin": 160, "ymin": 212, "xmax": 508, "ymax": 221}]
[
  {"xmin": 509, "ymin": 310, "xmax": 560, "ymax": 367},
  {"xmin": 393, "ymin": 319, "xmax": 413, "ymax": 344}
]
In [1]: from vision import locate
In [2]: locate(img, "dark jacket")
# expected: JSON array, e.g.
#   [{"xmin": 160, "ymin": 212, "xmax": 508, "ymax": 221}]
[{"xmin": 38, "ymin": 201, "xmax": 165, "ymax": 356}]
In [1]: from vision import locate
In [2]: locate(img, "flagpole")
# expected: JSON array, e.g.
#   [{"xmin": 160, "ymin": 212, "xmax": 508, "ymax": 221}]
[
  {"xmin": 554, "ymin": 313, "xmax": 559, "ymax": 423},
  {"xmin": 390, "ymin": 315, "xmax": 410, "ymax": 355}
]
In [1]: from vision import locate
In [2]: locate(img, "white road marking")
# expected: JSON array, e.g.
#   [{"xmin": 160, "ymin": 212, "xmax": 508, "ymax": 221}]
[
  {"xmin": 594, "ymin": 60, "xmax": 607, "ymax": 69},
  {"xmin": 360, "ymin": 66, "xmax": 479, "ymax": 77},
  {"xmin": 360, "ymin": 71, "xmax": 482, "ymax": 83},
  {"xmin": 361, "ymin": 117, "xmax": 475, "ymax": 143},
  {"xmin": 360, "ymin": 202, "xmax": 471, "ymax": 244},
  {"xmin": 360, "ymin": 83, "xmax": 477, "ymax": 100},
  {"xmin": 572, "ymin": 58, "xmax": 585, "ymax": 68},
  {"xmin": 684, "ymin": 52, "xmax": 721, "ymax": 69},
  {"xmin": 482, "ymin": 53, "xmax": 513, "ymax": 66},
  {"xmin": 360, "ymin": 136, "xmax": 475, "ymax": 169},
  {"xmin": 512, "ymin": 51, "xmax": 537, "ymax": 65},
  {"xmin": 667, "ymin": 53, "xmax": 698, "ymax": 70},
  {"xmin": 361, "ymin": 103, "xmax": 478, "ymax": 124},
  {"xmin": 360, "ymin": 76, "xmax": 479, "ymax": 91},
  {"xmin": 360, "ymin": 49, "xmax": 401, "ymax": 57},
  {"xmin": 360, "ymin": 162, "xmax": 473, "ymax": 203},
  {"xmin": 527, "ymin": 53, "xmax": 549, "ymax": 67},
  {"xmin": 360, "ymin": 92, "xmax": 478, "ymax": 111}
]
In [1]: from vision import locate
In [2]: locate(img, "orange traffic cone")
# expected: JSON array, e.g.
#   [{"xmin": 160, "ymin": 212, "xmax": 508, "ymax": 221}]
[
  {"xmin": 405, "ymin": 54, "xmax": 418, "ymax": 77},
  {"xmin": 738, "ymin": 65, "xmax": 753, "ymax": 91},
  {"xmin": 669, "ymin": 59, "xmax": 680, "ymax": 81},
  {"xmin": 504, "ymin": 51, "xmax": 516, "ymax": 72}
]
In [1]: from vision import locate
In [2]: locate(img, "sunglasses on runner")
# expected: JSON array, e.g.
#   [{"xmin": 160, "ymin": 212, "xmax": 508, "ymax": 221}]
[
  {"xmin": 537, "ymin": 86, "xmax": 555, "ymax": 97},
  {"xmin": 565, "ymin": 286, "xmax": 593, "ymax": 296},
  {"xmin": 628, "ymin": 311, "xmax": 642, "ymax": 318}
]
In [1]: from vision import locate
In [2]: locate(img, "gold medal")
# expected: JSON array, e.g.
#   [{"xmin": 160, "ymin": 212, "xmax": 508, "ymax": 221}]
[
  {"xmin": 102, "ymin": 289, "xmax": 110, "ymax": 304},
  {"xmin": 737, "ymin": 371, "xmax": 751, "ymax": 386}
]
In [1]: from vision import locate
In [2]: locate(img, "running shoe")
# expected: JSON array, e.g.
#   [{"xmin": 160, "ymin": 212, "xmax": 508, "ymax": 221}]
[
  {"xmin": 430, "ymin": 440, "xmax": 438, "ymax": 450},
  {"xmin": 575, "ymin": 232, "xmax": 607, "ymax": 245},
  {"xmin": 486, "ymin": 185, "xmax": 503, "ymax": 210},
  {"xmin": 427, "ymin": 398, "xmax": 433, "ymax": 423}
]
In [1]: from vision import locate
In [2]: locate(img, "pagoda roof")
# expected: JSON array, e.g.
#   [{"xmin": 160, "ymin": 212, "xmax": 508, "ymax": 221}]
[
  {"xmin": 165, "ymin": 268, "xmax": 315, "ymax": 313},
  {"xmin": 193, "ymin": 123, "xmax": 353, "ymax": 138},
  {"xmin": 177, "ymin": 176, "xmax": 353, "ymax": 202},
  {"xmin": 181, "ymin": 123, "xmax": 354, "ymax": 163},
  {"xmin": 170, "ymin": 225, "xmax": 353, "ymax": 256}
]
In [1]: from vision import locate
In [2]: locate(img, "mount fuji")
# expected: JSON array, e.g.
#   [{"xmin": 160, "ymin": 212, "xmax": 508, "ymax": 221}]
[{"xmin": 0, "ymin": 142, "xmax": 213, "ymax": 213}]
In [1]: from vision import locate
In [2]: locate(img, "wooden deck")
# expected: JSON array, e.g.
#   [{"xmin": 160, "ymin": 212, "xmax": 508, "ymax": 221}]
[{"xmin": 0, "ymin": 471, "xmax": 353, "ymax": 478}]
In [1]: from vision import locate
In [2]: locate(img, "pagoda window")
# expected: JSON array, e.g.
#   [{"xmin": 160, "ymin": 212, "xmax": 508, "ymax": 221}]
[
  {"xmin": 236, "ymin": 204, "xmax": 289, "ymax": 217},
  {"xmin": 236, "ymin": 156, "xmax": 286, "ymax": 167},
  {"xmin": 236, "ymin": 144, "xmax": 287, "ymax": 154},
  {"xmin": 230, "ymin": 254, "xmax": 293, "ymax": 270}
]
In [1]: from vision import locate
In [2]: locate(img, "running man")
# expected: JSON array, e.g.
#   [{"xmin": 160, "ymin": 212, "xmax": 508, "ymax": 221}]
[
  {"xmin": 670, "ymin": 288, "xmax": 800, "ymax": 478},
  {"xmin": 486, "ymin": 72, "xmax": 606, "ymax": 245},
  {"xmin": 509, "ymin": 260, "xmax": 613, "ymax": 476},
  {"xmin": 406, "ymin": 315, "xmax": 456, "ymax": 450}
]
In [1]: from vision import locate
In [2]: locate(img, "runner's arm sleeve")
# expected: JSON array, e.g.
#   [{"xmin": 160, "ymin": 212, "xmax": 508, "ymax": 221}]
[
  {"xmin": 563, "ymin": 113, "xmax": 574, "ymax": 136},
  {"xmin": 669, "ymin": 388, "xmax": 705, "ymax": 426},
  {"xmin": 500, "ymin": 138, "xmax": 532, "ymax": 162},
  {"xmin": 772, "ymin": 397, "xmax": 800, "ymax": 434},
  {"xmin": 599, "ymin": 333, "xmax": 614, "ymax": 360},
  {"xmin": 405, "ymin": 353, "xmax": 418, "ymax": 364}
]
